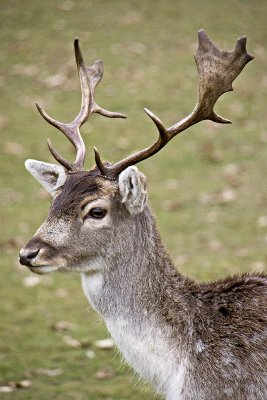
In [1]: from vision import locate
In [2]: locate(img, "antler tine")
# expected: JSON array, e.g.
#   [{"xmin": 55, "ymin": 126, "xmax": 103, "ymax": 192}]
[
  {"xmin": 36, "ymin": 39, "xmax": 126, "ymax": 172},
  {"xmin": 95, "ymin": 30, "xmax": 253, "ymax": 178}
]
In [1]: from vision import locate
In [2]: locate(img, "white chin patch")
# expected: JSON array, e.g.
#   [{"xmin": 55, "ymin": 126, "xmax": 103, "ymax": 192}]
[{"xmin": 29, "ymin": 265, "xmax": 59, "ymax": 275}]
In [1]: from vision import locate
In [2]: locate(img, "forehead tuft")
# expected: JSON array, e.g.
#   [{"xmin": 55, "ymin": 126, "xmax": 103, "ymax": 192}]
[{"xmin": 51, "ymin": 170, "xmax": 117, "ymax": 216}]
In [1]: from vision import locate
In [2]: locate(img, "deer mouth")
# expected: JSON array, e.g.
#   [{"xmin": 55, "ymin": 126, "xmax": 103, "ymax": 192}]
[{"xmin": 29, "ymin": 265, "xmax": 59, "ymax": 275}]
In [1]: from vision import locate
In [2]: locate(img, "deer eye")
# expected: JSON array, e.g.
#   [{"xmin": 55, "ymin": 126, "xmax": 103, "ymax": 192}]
[{"xmin": 87, "ymin": 207, "xmax": 107, "ymax": 219}]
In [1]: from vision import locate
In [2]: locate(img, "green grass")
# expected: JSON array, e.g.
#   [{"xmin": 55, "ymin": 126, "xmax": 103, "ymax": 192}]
[{"xmin": 1, "ymin": 0, "xmax": 267, "ymax": 398}]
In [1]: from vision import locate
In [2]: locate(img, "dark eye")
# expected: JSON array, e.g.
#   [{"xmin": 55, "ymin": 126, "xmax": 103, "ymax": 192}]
[{"xmin": 87, "ymin": 207, "xmax": 107, "ymax": 219}]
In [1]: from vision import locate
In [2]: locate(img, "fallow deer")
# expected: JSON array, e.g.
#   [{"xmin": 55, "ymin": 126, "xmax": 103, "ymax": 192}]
[{"xmin": 19, "ymin": 31, "xmax": 267, "ymax": 400}]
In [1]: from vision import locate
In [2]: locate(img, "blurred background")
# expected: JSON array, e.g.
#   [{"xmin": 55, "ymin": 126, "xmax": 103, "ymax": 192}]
[{"xmin": 0, "ymin": 0, "xmax": 266, "ymax": 398}]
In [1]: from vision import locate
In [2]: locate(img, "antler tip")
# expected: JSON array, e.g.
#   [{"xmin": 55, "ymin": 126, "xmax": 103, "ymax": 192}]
[
  {"xmin": 35, "ymin": 102, "xmax": 46, "ymax": 118},
  {"xmin": 144, "ymin": 108, "xmax": 167, "ymax": 138},
  {"xmin": 196, "ymin": 29, "xmax": 217, "ymax": 56},
  {"xmin": 210, "ymin": 112, "xmax": 232, "ymax": 124},
  {"xmin": 74, "ymin": 37, "xmax": 83, "ymax": 70},
  {"xmin": 93, "ymin": 146, "xmax": 101, "ymax": 162},
  {"xmin": 94, "ymin": 147, "xmax": 107, "ymax": 175},
  {"xmin": 198, "ymin": 28, "xmax": 206, "ymax": 37},
  {"xmin": 197, "ymin": 29, "xmax": 210, "ymax": 43},
  {"xmin": 144, "ymin": 107, "xmax": 157, "ymax": 120},
  {"xmin": 235, "ymin": 35, "xmax": 254, "ymax": 62}
]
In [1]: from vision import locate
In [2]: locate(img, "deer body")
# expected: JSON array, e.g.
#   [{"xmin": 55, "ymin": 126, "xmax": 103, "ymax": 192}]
[{"xmin": 19, "ymin": 32, "xmax": 267, "ymax": 399}]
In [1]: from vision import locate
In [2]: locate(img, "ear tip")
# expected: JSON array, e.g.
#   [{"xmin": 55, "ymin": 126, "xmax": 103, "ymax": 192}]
[
  {"xmin": 126, "ymin": 165, "xmax": 139, "ymax": 173},
  {"xmin": 24, "ymin": 159, "xmax": 36, "ymax": 170}
]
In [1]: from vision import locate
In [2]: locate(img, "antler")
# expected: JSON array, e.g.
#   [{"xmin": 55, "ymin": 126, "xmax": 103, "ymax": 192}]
[
  {"xmin": 95, "ymin": 30, "xmax": 253, "ymax": 178},
  {"xmin": 36, "ymin": 39, "xmax": 126, "ymax": 172}
]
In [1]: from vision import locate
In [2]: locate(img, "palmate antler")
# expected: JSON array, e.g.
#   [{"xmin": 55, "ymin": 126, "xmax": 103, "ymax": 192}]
[
  {"xmin": 37, "ymin": 30, "xmax": 253, "ymax": 177},
  {"xmin": 95, "ymin": 30, "xmax": 253, "ymax": 178},
  {"xmin": 36, "ymin": 39, "xmax": 126, "ymax": 172}
]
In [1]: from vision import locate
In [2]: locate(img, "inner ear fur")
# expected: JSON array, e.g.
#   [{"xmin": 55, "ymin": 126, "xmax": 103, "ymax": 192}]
[
  {"xmin": 25, "ymin": 159, "xmax": 67, "ymax": 197},
  {"xmin": 118, "ymin": 166, "xmax": 147, "ymax": 215}
]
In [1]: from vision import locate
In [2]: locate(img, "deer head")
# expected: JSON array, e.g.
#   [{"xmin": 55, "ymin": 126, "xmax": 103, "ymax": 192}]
[{"xmin": 19, "ymin": 31, "xmax": 253, "ymax": 274}]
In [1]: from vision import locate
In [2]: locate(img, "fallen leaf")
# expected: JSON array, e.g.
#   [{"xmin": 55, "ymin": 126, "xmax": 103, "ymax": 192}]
[
  {"xmin": 36, "ymin": 368, "xmax": 63, "ymax": 377},
  {"xmin": 200, "ymin": 189, "xmax": 237, "ymax": 206},
  {"xmin": 0, "ymin": 115, "xmax": 9, "ymax": 129},
  {"xmin": 58, "ymin": 0, "xmax": 74, "ymax": 11},
  {"xmin": 55, "ymin": 288, "xmax": 69, "ymax": 298},
  {"xmin": 162, "ymin": 200, "xmax": 181, "ymax": 212},
  {"xmin": 52, "ymin": 321, "xmax": 78, "ymax": 332},
  {"xmin": 85, "ymin": 350, "xmax": 95, "ymax": 359},
  {"xmin": 62, "ymin": 335, "xmax": 81, "ymax": 348},
  {"xmin": 223, "ymin": 163, "xmax": 241, "ymax": 177},
  {"xmin": 23, "ymin": 276, "xmax": 41, "ymax": 287},
  {"xmin": 0, "ymin": 385, "xmax": 14, "ymax": 393},
  {"xmin": 16, "ymin": 380, "xmax": 32, "ymax": 389},
  {"xmin": 258, "ymin": 216, "xmax": 267, "ymax": 228},
  {"xmin": 10, "ymin": 64, "xmax": 39, "ymax": 77},
  {"xmin": 94, "ymin": 338, "xmax": 115, "ymax": 350},
  {"xmin": 217, "ymin": 188, "xmax": 237, "ymax": 204},
  {"xmin": 42, "ymin": 73, "xmax": 67, "ymax": 88},
  {"xmin": 3, "ymin": 141, "xmax": 25, "ymax": 156},
  {"xmin": 94, "ymin": 366, "xmax": 115, "ymax": 380}
]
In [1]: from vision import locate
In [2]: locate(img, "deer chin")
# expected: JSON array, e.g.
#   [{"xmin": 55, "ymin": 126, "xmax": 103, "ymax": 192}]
[{"xmin": 29, "ymin": 265, "xmax": 59, "ymax": 275}]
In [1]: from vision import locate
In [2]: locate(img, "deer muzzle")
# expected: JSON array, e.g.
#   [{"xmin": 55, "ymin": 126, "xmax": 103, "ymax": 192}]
[{"xmin": 19, "ymin": 237, "xmax": 60, "ymax": 274}]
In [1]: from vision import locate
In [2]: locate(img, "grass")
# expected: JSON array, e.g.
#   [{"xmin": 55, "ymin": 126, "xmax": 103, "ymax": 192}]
[{"xmin": 0, "ymin": 0, "xmax": 267, "ymax": 398}]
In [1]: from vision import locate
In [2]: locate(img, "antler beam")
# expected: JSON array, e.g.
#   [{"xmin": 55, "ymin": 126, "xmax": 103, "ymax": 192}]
[
  {"xmin": 36, "ymin": 39, "xmax": 126, "ymax": 172},
  {"xmin": 95, "ymin": 30, "xmax": 253, "ymax": 178}
]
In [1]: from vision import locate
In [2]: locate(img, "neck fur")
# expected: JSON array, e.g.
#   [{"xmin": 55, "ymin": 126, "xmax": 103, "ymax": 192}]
[
  {"xmin": 81, "ymin": 206, "xmax": 192, "ymax": 397},
  {"xmin": 82, "ymin": 205, "xmax": 190, "ymax": 322}
]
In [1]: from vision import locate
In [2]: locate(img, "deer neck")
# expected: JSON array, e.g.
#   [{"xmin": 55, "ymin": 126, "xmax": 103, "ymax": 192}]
[
  {"xmin": 81, "ymin": 206, "xmax": 190, "ymax": 396},
  {"xmin": 82, "ymin": 205, "xmax": 188, "ymax": 319}
]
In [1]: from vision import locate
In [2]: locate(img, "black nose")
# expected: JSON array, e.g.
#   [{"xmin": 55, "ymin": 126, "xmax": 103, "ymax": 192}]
[{"xmin": 19, "ymin": 248, "xmax": 40, "ymax": 266}]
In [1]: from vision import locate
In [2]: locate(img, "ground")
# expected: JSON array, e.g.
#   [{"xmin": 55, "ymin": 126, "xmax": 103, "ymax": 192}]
[{"xmin": 0, "ymin": 0, "xmax": 267, "ymax": 399}]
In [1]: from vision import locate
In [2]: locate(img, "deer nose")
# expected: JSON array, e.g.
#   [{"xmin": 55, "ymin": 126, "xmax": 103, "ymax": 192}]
[{"xmin": 19, "ymin": 248, "xmax": 40, "ymax": 266}]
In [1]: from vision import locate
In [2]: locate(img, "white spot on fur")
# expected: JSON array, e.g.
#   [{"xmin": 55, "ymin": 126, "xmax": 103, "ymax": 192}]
[
  {"xmin": 82, "ymin": 270, "xmax": 104, "ymax": 312},
  {"xmin": 195, "ymin": 340, "xmax": 206, "ymax": 354},
  {"xmin": 105, "ymin": 317, "xmax": 187, "ymax": 398}
]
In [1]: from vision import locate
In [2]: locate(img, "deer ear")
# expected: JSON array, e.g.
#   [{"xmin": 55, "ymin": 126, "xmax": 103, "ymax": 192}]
[
  {"xmin": 118, "ymin": 166, "xmax": 147, "ymax": 215},
  {"xmin": 25, "ymin": 159, "xmax": 67, "ymax": 197}
]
